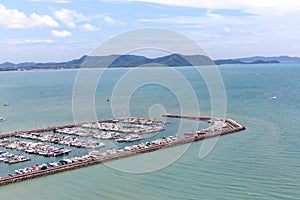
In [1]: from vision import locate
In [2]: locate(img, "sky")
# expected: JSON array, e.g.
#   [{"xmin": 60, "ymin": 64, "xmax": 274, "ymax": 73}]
[{"xmin": 0, "ymin": 0, "xmax": 300, "ymax": 63}]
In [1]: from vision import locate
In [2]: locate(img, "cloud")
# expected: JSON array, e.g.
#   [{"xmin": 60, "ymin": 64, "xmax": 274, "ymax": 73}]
[
  {"xmin": 138, "ymin": 13, "xmax": 246, "ymax": 27},
  {"xmin": 139, "ymin": 16, "xmax": 205, "ymax": 24},
  {"xmin": 81, "ymin": 23, "xmax": 99, "ymax": 32},
  {"xmin": 223, "ymin": 27, "xmax": 231, "ymax": 33},
  {"xmin": 104, "ymin": 16, "xmax": 126, "ymax": 26},
  {"xmin": 29, "ymin": 0, "xmax": 70, "ymax": 3},
  {"xmin": 113, "ymin": 0, "xmax": 300, "ymax": 14},
  {"xmin": 53, "ymin": 8, "xmax": 124, "ymax": 29},
  {"xmin": 0, "ymin": 4, "xmax": 59, "ymax": 29},
  {"xmin": 51, "ymin": 30, "xmax": 72, "ymax": 37},
  {"xmin": 54, "ymin": 9, "xmax": 85, "ymax": 28},
  {"xmin": 104, "ymin": 16, "xmax": 116, "ymax": 24},
  {"xmin": 2, "ymin": 39, "xmax": 54, "ymax": 45}
]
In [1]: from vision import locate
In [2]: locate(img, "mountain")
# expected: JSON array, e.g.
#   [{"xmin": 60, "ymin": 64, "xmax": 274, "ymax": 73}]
[
  {"xmin": 81, "ymin": 55, "xmax": 151, "ymax": 68},
  {"xmin": 81, "ymin": 54, "xmax": 213, "ymax": 67},
  {"xmin": 214, "ymin": 59, "xmax": 244, "ymax": 65},
  {"xmin": 237, "ymin": 56, "xmax": 300, "ymax": 63},
  {"xmin": 0, "ymin": 54, "xmax": 299, "ymax": 71},
  {"xmin": 150, "ymin": 54, "xmax": 214, "ymax": 66},
  {"xmin": 0, "ymin": 54, "xmax": 213, "ymax": 70},
  {"xmin": 214, "ymin": 59, "xmax": 280, "ymax": 65},
  {"xmin": 0, "ymin": 56, "xmax": 88, "ymax": 70},
  {"xmin": 215, "ymin": 55, "xmax": 300, "ymax": 65}
]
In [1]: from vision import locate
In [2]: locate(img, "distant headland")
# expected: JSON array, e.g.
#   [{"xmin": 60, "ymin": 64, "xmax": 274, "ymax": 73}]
[{"xmin": 0, "ymin": 54, "xmax": 299, "ymax": 71}]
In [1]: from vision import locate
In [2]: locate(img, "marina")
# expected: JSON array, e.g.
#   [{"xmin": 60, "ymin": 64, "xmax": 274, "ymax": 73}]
[
  {"xmin": 0, "ymin": 151, "xmax": 31, "ymax": 165},
  {"xmin": 0, "ymin": 115, "xmax": 245, "ymax": 186},
  {"xmin": 0, "ymin": 139, "xmax": 71, "ymax": 157},
  {"xmin": 15, "ymin": 132, "xmax": 105, "ymax": 149}
]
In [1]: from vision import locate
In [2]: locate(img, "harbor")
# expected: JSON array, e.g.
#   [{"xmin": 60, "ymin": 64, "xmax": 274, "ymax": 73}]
[{"xmin": 0, "ymin": 115, "xmax": 245, "ymax": 186}]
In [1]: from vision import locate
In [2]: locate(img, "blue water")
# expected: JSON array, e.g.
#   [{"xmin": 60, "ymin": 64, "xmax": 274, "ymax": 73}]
[{"xmin": 0, "ymin": 64, "xmax": 299, "ymax": 199}]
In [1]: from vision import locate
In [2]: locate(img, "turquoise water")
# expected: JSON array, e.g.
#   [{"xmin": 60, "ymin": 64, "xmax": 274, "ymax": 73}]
[{"xmin": 0, "ymin": 64, "xmax": 299, "ymax": 199}]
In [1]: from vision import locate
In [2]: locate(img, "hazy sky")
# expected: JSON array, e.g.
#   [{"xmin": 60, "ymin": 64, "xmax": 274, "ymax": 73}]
[{"xmin": 0, "ymin": 0, "xmax": 300, "ymax": 63}]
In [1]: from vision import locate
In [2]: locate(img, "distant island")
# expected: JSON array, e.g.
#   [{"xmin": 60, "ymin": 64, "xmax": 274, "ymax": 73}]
[
  {"xmin": 0, "ymin": 54, "xmax": 299, "ymax": 71},
  {"xmin": 214, "ymin": 59, "xmax": 280, "ymax": 65}
]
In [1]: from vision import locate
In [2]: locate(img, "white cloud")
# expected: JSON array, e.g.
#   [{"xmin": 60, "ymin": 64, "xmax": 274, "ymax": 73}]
[
  {"xmin": 81, "ymin": 23, "xmax": 99, "ymax": 32},
  {"xmin": 2, "ymin": 39, "xmax": 53, "ymax": 45},
  {"xmin": 139, "ymin": 16, "xmax": 205, "ymax": 25},
  {"xmin": 104, "ymin": 16, "xmax": 126, "ymax": 26},
  {"xmin": 223, "ymin": 27, "xmax": 231, "ymax": 33},
  {"xmin": 53, "ymin": 9, "xmax": 124, "ymax": 28},
  {"xmin": 0, "ymin": 4, "xmax": 59, "ymax": 29},
  {"xmin": 29, "ymin": 0, "xmax": 70, "ymax": 3},
  {"xmin": 54, "ymin": 9, "xmax": 85, "ymax": 28},
  {"xmin": 138, "ymin": 13, "xmax": 246, "ymax": 26},
  {"xmin": 104, "ymin": 16, "xmax": 116, "ymax": 24},
  {"xmin": 51, "ymin": 30, "xmax": 72, "ymax": 37},
  {"xmin": 30, "ymin": 13, "xmax": 60, "ymax": 27},
  {"xmin": 118, "ymin": 0, "xmax": 300, "ymax": 13}
]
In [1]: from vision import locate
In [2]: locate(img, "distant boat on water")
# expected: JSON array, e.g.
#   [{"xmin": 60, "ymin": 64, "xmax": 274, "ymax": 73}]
[
  {"xmin": 3, "ymin": 101, "xmax": 9, "ymax": 106},
  {"xmin": 0, "ymin": 117, "xmax": 6, "ymax": 122},
  {"xmin": 271, "ymin": 96, "xmax": 277, "ymax": 100},
  {"xmin": 106, "ymin": 97, "xmax": 110, "ymax": 102}
]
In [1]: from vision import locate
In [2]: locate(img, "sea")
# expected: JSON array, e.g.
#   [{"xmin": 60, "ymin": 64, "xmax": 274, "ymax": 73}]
[{"xmin": 0, "ymin": 63, "xmax": 299, "ymax": 200}]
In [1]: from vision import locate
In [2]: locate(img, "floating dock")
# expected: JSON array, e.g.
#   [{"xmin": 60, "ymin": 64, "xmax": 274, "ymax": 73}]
[{"xmin": 0, "ymin": 115, "xmax": 245, "ymax": 186}]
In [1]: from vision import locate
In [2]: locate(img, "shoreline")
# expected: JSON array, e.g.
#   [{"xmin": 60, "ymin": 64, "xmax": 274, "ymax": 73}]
[
  {"xmin": 0, "ymin": 62, "xmax": 295, "ymax": 73},
  {"xmin": 0, "ymin": 115, "xmax": 246, "ymax": 186}
]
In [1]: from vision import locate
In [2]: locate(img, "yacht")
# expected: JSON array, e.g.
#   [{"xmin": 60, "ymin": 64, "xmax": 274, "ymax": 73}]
[
  {"xmin": 116, "ymin": 134, "xmax": 142, "ymax": 143},
  {"xmin": 3, "ymin": 101, "xmax": 9, "ymax": 106},
  {"xmin": 125, "ymin": 134, "xmax": 142, "ymax": 142}
]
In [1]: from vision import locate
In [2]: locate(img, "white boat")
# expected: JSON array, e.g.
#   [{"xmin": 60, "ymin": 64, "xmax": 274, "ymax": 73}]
[
  {"xmin": 93, "ymin": 132, "xmax": 120, "ymax": 140},
  {"xmin": 271, "ymin": 96, "xmax": 277, "ymax": 99},
  {"xmin": 3, "ymin": 101, "xmax": 9, "ymax": 106},
  {"xmin": 116, "ymin": 134, "xmax": 142, "ymax": 143},
  {"xmin": 0, "ymin": 117, "xmax": 6, "ymax": 122}
]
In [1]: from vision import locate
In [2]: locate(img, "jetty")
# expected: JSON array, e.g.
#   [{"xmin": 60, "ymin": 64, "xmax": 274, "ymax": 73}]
[{"xmin": 0, "ymin": 115, "xmax": 245, "ymax": 186}]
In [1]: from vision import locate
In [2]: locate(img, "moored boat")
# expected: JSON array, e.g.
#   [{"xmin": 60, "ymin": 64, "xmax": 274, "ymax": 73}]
[{"xmin": 116, "ymin": 134, "xmax": 142, "ymax": 143}]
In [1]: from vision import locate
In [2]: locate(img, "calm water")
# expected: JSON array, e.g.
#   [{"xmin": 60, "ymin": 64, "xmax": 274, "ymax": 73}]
[{"xmin": 0, "ymin": 64, "xmax": 299, "ymax": 199}]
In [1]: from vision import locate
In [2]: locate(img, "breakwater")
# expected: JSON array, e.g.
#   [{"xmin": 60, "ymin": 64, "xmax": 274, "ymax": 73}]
[{"xmin": 0, "ymin": 115, "xmax": 245, "ymax": 186}]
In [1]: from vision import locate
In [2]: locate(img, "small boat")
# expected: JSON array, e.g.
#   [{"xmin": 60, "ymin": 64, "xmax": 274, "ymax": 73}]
[
  {"xmin": 126, "ymin": 134, "xmax": 142, "ymax": 142},
  {"xmin": 0, "ymin": 117, "xmax": 6, "ymax": 122},
  {"xmin": 93, "ymin": 131, "xmax": 120, "ymax": 140},
  {"xmin": 7, "ymin": 156, "xmax": 31, "ymax": 164},
  {"xmin": 3, "ymin": 101, "xmax": 9, "ymax": 106},
  {"xmin": 271, "ymin": 96, "xmax": 277, "ymax": 100},
  {"xmin": 106, "ymin": 97, "xmax": 110, "ymax": 102},
  {"xmin": 116, "ymin": 134, "xmax": 142, "ymax": 143}
]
